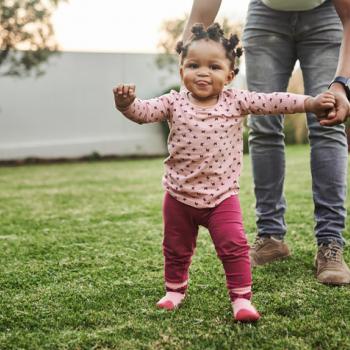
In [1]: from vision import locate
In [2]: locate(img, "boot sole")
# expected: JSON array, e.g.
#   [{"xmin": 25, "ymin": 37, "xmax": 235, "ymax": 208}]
[
  {"xmin": 314, "ymin": 261, "xmax": 350, "ymax": 285},
  {"xmin": 251, "ymin": 252, "xmax": 291, "ymax": 268}
]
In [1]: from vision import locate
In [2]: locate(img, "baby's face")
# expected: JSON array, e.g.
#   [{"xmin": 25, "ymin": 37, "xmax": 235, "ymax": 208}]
[{"xmin": 180, "ymin": 39, "xmax": 234, "ymax": 104}]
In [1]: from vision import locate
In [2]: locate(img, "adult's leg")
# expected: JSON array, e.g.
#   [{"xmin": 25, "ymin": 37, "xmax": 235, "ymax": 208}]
[
  {"xmin": 297, "ymin": 1, "xmax": 350, "ymax": 285},
  {"xmin": 243, "ymin": 0, "xmax": 297, "ymax": 237},
  {"xmin": 297, "ymin": 1, "xmax": 347, "ymax": 247}
]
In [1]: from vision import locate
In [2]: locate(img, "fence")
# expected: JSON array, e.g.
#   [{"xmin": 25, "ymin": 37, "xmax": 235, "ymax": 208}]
[{"xmin": 0, "ymin": 51, "xmax": 180, "ymax": 161}]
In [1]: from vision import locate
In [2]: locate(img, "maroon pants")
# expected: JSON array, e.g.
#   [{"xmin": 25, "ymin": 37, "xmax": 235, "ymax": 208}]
[{"xmin": 162, "ymin": 192, "xmax": 252, "ymax": 301}]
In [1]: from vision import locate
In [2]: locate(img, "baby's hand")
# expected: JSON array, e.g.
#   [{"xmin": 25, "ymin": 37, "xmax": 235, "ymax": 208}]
[
  {"xmin": 113, "ymin": 84, "xmax": 136, "ymax": 110},
  {"xmin": 305, "ymin": 91, "xmax": 335, "ymax": 118}
]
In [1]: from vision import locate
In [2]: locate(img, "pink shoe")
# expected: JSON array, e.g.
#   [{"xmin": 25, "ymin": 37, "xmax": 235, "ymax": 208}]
[
  {"xmin": 232, "ymin": 298, "xmax": 260, "ymax": 322},
  {"xmin": 156, "ymin": 292, "xmax": 185, "ymax": 310}
]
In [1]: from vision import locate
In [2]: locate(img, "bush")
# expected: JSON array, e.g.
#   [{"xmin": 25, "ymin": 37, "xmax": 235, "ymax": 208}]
[
  {"xmin": 159, "ymin": 85, "xmax": 180, "ymax": 146},
  {"xmin": 243, "ymin": 126, "xmax": 249, "ymax": 154},
  {"xmin": 284, "ymin": 114, "xmax": 308, "ymax": 145},
  {"xmin": 346, "ymin": 120, "xmax": 350, "ymax": 152}
]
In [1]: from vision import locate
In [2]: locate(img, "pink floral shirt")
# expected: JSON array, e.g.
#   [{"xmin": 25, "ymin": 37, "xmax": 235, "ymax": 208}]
[{"xmin": 119, "ymin": 88, "xmax": 307, "ymax": 208}]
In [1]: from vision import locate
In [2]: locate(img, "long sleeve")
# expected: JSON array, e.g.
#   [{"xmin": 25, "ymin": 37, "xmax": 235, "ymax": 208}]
[
  {"xmin": 117, "ymin": 94, "xmax": 172, "ymax": 124},
  {"xmin": 233, "ymin": 90, "xmax": 308, "ymax": 116}
]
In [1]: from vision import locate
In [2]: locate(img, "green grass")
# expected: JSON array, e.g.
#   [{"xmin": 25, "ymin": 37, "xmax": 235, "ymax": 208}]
[{"xmin": 0, "ymin": 145, "xmax": 349, "ymax": 350}]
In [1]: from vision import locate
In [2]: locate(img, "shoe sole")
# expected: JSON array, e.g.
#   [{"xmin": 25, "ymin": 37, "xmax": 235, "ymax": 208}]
[
  {"xmin": 316, "ymin": 280, "xmax": 350, "ymax": 286},
  {"xmin": 251, "ymin": 252, "xmax": 291, "ymax": 268},
  {"xmin": 156, "ymin": 300, "xmax": 176, "ymax": 310},
  {"xmin": 234, "ymin": 309, "xmax": 261, "ymax": 322},
  {"xmin": 314, "ymin": 267, "xmax": 350, "ymax": 285}
]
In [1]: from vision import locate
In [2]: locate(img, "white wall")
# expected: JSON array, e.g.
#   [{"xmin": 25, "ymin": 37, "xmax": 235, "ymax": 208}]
[{"xmin": 0, "ymin": 52, "xmax": 180, "ymax": 161}]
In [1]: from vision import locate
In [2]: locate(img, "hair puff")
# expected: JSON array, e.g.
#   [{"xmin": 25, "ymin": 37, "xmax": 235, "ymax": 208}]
[
  {"xmin": 207, "ymin": 23, "xmax": 224, "ymax": 41},
  {"xmin": 191, "ymin": 23, "xmax": 207, "ymax": 39},
  {"xmin": 176, "ymin": 41, "xmax": 184, "ymax": 54},
  {"xmin": 235, "ymin": 47, "xmax": 243, "ymax": 58}
]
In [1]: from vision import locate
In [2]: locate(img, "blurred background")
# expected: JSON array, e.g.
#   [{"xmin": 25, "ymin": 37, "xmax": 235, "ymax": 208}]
[{"xmin": 0, "ymin": 0, "xmax": 346, "ymax": 163}]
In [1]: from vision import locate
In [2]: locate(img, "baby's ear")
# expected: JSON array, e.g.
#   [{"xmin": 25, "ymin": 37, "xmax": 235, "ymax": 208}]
[
  {"xmin": 225, "ymin": 70, "xmax": 235, "ymax": 85},
  {"xmin": 179, "ymin": 66, "xmax": 184, "ymax": 80}
]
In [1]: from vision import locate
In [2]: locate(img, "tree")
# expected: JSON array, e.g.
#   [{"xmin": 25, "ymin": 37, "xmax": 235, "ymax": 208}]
[
  {"xmin": 0, "ymin": 0, "xmax": 66, "ymax": 77},
  {"xmin": 156, "ymin": 16, "xmax": 243, "ymax": 73}
]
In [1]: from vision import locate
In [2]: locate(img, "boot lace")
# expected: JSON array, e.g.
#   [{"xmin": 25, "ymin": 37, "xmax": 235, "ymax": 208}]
[
  {"xmin": 252, "ymin": 236, "xmax": 266, "ymax": 249},
  {"xmin": 321, "ymin": 242, "xmax": 342, "ymax": 263}
]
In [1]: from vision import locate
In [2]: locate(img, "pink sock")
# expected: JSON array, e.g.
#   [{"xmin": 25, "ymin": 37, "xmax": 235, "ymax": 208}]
[
  {"xmin": 232, "ymin": 298, "xmax": 260, "ymax": 322},
  {"xmin": 156, "ymin": 292, "xmax": 185, "ymax": 310}
]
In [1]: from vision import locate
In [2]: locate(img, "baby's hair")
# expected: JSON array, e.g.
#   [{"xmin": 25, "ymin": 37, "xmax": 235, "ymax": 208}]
[{"xmin": 176, "ymin": 23, "xmax": 243, "ymax": 74}]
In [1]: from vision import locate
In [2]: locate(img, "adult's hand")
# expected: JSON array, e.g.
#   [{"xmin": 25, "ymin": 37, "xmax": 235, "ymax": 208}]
[
  {"xmin": 182, "ymin": 0, "xmax": 222, "ymax": 42},
  {"xmin": 317, "ymin": 85, "xmax": 350, "ymax": 126}
]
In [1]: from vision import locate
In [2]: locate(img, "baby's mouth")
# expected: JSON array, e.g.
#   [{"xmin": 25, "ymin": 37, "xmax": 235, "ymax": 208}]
[{"xmin": 195, "ymin": 80, "xmax": 210, "ymax": 87}]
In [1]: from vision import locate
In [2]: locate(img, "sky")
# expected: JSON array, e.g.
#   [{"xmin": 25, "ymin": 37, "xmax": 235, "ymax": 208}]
[{"xmin": 52, "ymin": 0, "xmax": 250, "ymax": 53}]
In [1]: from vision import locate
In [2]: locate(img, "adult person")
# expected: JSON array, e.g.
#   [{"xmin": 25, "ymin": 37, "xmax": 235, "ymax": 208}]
[{"xmin": 183, "ymin": 0, "xmax": 350, "ymax": 285}]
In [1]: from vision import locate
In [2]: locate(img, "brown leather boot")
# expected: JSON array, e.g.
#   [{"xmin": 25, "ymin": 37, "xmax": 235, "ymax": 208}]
[
  {"xmin": 250, "ymin": 236, "xmax": 291, "ymax": 267},
  {"xmin": 315, "ymin": 241, "xmax": 350, "ymax": 285}
]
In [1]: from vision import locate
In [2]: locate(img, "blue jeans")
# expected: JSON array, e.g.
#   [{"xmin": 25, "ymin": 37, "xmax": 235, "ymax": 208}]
[{"xmin": 243, "ymin": 0, "xmax": 348, "ymax": 246}]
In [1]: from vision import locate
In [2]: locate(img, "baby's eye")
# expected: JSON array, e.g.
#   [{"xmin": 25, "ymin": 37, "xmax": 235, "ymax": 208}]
[
  {"xmin": 187, "ymin": 63, "xmax": 198, "ymax": 69},
  {"xmin": 210, "ymin": 64, "xmax": 222, "ymax": 70}
]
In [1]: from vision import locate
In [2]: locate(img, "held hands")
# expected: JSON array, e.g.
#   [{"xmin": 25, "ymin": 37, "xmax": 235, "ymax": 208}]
[
  {"xmin": 113, "ymin": 84, "xmax": 136, "ymax": 110},
  {"xmin": 309, "ymin": 87, "xmax": 350, "ymax": 126},
  {"xmin": 318, "ymin": 87, "xmax": 350, "ymax": 126},
  {"xmin": 304, "ymin": 92, "xmax": 336, "ymax": 121}
]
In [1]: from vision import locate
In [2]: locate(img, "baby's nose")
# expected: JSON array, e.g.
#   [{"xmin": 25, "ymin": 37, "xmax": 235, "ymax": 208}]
[{"xmin": 197, "ymin": 69, "xmax": 209, "ymax": 76}]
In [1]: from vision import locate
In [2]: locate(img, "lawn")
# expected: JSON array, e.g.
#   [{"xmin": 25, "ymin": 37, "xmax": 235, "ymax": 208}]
[{"xmin": 0, "ymin": 145, "xmax": 349, "ymax": 350}]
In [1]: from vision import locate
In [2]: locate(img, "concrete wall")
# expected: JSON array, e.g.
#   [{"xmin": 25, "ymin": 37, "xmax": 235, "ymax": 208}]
[{"xmin": 0, "ymin": 52, "xmax": 180, "ymax": 161}]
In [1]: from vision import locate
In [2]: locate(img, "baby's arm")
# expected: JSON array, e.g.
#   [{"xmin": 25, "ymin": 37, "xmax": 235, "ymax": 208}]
[
  {"xmin": 113, "ymin": 84, "xmax": 170, "ymax": 124},
  {"xmin": 235, "ymin": 90, "xmax": 335, "ymax": 116}
]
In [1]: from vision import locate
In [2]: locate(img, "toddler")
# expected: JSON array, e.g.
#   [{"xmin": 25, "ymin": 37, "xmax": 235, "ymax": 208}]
[{"xmin": 113, "ymin": 23, "xmax": 335, "ymax": 322}]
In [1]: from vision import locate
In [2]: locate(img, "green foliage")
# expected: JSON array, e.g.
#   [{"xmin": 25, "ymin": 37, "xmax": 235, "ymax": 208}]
[
  {"xmin": 155, "ymin": 15, "xmax": 187, "ymax": 73},
  {"xmin": 159, "ymin": 85, "xmax": 180, "ymax": 147},
  {"xmin": 0, "ymin": 146, "xmax": 349, "ymax": 349},
  {"xmin": 243, "ymin": 125, "xmax": 249, "ymax": 153},
  {"xmin": 284, "ymin": 114, "xmax": 309, "ymax": 145},
  {"xmin": 0, "ymin": 0, "xmax": 66, "ymax": 77}
]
